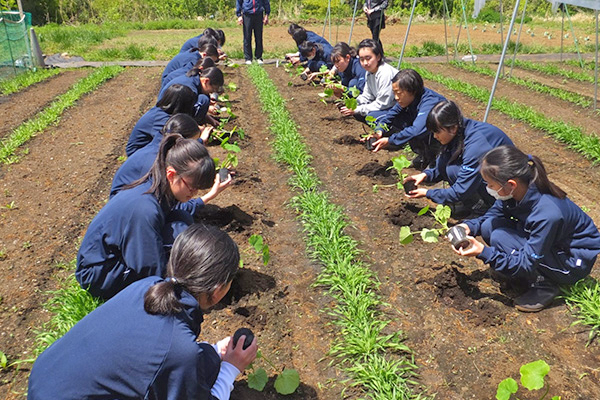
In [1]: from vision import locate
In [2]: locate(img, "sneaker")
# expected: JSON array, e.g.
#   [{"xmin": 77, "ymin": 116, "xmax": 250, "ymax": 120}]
[
  {"xmin": 409, "ymin": 155, "xmax": 426, "ymax": 170},
  {"xmin": 245, "ymin": 60, "xmax": 252, "ymax": 65},
  {"xmin": 257, "ymin": 59, "xmax": 264, "ymax": 65},
  {"xmin": 514, "ymin": 277, "xmax": 560, "ymax": 312}
]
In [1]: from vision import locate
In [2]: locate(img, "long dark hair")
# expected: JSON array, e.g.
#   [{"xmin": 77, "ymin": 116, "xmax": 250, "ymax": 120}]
[
  {"xmin": 331, "ymin": 42, "xmax": 356, "ymax": 63},
  {"xmin": 155, "ymin": 84, "xmax": 196, "ymax": 116},
  {"xmin": 144, "ymin": 224, "xmax": 240, "ymax": 315},
  {"xmin": 299, "ymin": 41, "xmax": 322, "ymax": 57},
  {"xmin": 481, "ymin": 145, "xmax": 566, "ymax": 198},
  {"xmin": 288, "ymin": 23, "xmax": 307, "ymax": 45},
  {"xmin": 357, "ymin": 38, "xmax": 384, "ymax": 66},
  {"xmin": 128, "ymin": 134, "xmax": 215, "ymax": 205},
  {"xmin": 198, "ymin": 43, "xmax": 219, "ymax": 59},
  {"xmin": 161, "ymin": 113, "xmax": 201, "ymax": 139},
  {"xmin": 426, "ymin": 100, "xmax": 466, "ymax": 163},
  {"xmin": 194, "ymin": 35, "xmax": 219, "ymax": 52}
]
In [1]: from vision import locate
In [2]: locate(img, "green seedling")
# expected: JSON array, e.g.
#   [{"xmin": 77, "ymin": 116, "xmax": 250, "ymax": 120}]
[
  {"xmin": 496, "ymin": 360, "xmax": 561, "ymax": 400},
  {"xmin": 561, "ymin": 277, "xmax": 600, "ymax": 346},
  {"xmin": 370, "ymin": 156, "xmax": 413, "ymax": 192},
  {"xmin": 22, "ymin": 241, "xmax": 32, "ymax": 250},
  {"xmin": 249, "ymin": 234, "xmax": 270, "ymax": 266},
  {"xmin": 1, "ymin": 201, "xmax": 17, "ymax": 210},
  {"xmin": 399, "ymin": 204, "xmax": 451, "ymax": 245},
  {"xmin": 226, "ymin": 82, "xmax": 238, "ymax": 92},
  {"xmin": 0, "ymin": 248, "xmax": 7, "ymax": 260},
  {"xmin": 213, "ymin": 137, "xmax": 240, "ymax": 172},
  {"xmin": 247, "ymin": 350, "xmax": 300, "ymax": 395}
]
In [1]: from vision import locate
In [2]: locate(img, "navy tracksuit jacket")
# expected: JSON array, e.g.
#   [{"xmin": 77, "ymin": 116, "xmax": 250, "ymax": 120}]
[
  {"xmin": 157, "ymin": 74, "xmax": 210, "ymax": 124},
  {"xmin": 28, "ymin": 277, "xmax": 224, "ymax": 399},
  {"xmin": 126, "ymin": 106, "xmax": 171, "ymax": 157},
  {"xmin": 162, "ymin": 51, "xmax": 201, "ymax": 84},
  {"xmin": 180, "ymin": 33, "xmax": 203, "ymax": 53},
  {"xmin": 306, "ymin": 45, "xmax": 333, "ymax": 72},
  {"xmin": 378, "ymin": 87, "xmax": 446, "ymax": 146},
  {"xmin": 465, "ymin": 185, "xmax": 600, "ymax": 284},
  {"xmin": 338, "ymin": 56, "xmax": 367, "ymax": 93},
  {"xmin": 424, "ymin": 118, "xmax": 513, "ymax": 204}
]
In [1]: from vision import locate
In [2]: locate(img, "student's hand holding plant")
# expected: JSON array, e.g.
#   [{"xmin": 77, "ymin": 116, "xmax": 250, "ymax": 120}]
[
  {"xmin": 201, "ymin": 172, "xmax": 233, "ymax": 205},
  {"xmin": 452, "ymin": 235, "xmax": 484, "ymax": 257},
  {"xmin": 404, "ymin": 172, "xmax": 427, "ymax": 197},
  {"xmin": 339, "ymin": 106, "xmax": 355, "ymax": 116},
  {"xmin": 371, "ymin": 137, "xmax": 389, "ymax": 152},
  {"xmin": 200, "ymin": 126, "xmax": 213, "ymax": 143}
]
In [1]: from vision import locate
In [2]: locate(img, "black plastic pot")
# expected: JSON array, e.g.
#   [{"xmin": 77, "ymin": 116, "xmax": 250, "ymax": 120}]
[
  {"xmin": 403, "ymin": 180, "xmax": 416, "ymax": 193},
  {"xmin": 365, "ymin": 137, "xmax": 377, "ymax": 151},
  {"xmin": 218, "ymin": 167, "xmax": 229, "ymax": 182},
  {"xmin": 233, "ymin": 327, "xmax": 254, "ymax": 350},
  {"xmin": 300, "ymin": 72, "xmax": 308, "ymax": 81},
  {"xmin": 446, "ymin": 225, "xmax": 470, "ymax": 250}
]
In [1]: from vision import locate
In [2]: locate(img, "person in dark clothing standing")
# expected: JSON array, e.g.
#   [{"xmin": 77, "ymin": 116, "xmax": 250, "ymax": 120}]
[
  {"xmin": 364, "ymin": 0, "xmax": 388, "ymax": 53},
  {"xmin": 236, "ymin": 0, "xmax": 270, "ymax": 64}
]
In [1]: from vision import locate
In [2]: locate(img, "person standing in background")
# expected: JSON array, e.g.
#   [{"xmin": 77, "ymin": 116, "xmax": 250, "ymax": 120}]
[
  {"xmin": 364, "ymin": 0, "xmax": 388, "ymax": 53},
  {"xmin": 236, "ymin": 0, "xmax": 270, "ymax": 65}
]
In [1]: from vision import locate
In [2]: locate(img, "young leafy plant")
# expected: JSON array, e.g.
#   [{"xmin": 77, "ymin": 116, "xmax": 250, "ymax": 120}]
[
  {"xmin": 249, "ymin": 234, "xmax": 270, "ymax": 266},
  {"xmin": 399, "ymin": 204, "xmax": 452, "ymax": 245},
  {"xmin": 388, "ymin": 155, "xmax": 412, "ymax": 190},
  {"xmin": 247, "ymin": 350, "xmax": 300, "ymax": 395},
  {"xmin": 496, "ymin": 359, "xmax": 561, "ymax": 400},
  {"xmin": 214, "ymin": 137, "xmax": 240, "ymax": 171}
]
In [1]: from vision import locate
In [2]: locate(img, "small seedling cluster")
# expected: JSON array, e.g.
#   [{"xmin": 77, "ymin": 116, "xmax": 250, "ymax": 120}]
[
  {"xmin": 496, "ymin": 360, "xmax": 561, "ymax": 400},
  {"xmin": 399, "ymin": 204, "xmax": 452, "ymax": 245}
]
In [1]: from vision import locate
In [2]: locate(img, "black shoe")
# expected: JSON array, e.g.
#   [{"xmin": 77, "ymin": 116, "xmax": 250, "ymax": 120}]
[
  {"xmin": 449, "ymin": 201, "xmax": 471, "ymax": 219},
  {"xmin": 409, "ymin": 155, "xmax": 426, "ymax": 170},
  {"xmin": 466, "ymin": 198, "xmax": 491, "ymax": 218},
  {"xmin": 514, "ymin": 277, "xmax": 560, "ymax": 312}
]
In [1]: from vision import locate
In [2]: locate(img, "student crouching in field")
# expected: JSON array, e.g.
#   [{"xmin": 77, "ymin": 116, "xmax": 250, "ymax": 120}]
[
  {"xmin": 404, "ymin": 100, "xmax": 513, "ymax": 218},
  {"xmin": 299, "ymin": 40, "xmax": 334, "ymax": 75},
  {"xmin": 31, "ymin": 224, "xmax": 257, "ymax": 400},
  {"xmin": 162, "ymin": 42, "xmax": 219, "ymax": 85},
  {"xmin": 328, "ymin": 42, "xmax": 367, "ymax": 96},
  {"xmin": 158, "ymin": 57, "xmax": 224, "ymax": 127},
  {"xmin": 368, "ymin": 69, "xmax": 445, "ymax": 169},
  {"xmin": 285, "ymin": 23, "xmax": 332, "ymax": 65},
  {"xmin": 77, "ymin": 135, "xmax": 216, "ymax": 300},
  {"xmin": 338, "ymin": 38, "xmax": 398, "ymax": 125},
  {"xmin": 126, "ymin": 83, "xmax": 197, "ymax": 157},
  {"xmin": 180, "ymin": 27, "xmax": 226, "ymax": 55},
  {"xmin": 453, "ymin": 145, "xmax": 600, "ymax": 312}
]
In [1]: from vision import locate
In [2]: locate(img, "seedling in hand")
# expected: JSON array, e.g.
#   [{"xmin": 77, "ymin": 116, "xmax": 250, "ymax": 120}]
[{"xmin": 233, "ymin": 328, "xmax": 254, "ymax": 350}]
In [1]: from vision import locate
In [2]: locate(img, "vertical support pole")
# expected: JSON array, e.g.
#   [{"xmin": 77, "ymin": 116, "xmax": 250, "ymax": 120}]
[
  {"xmin": 484, "ymin": 0, "xmax": 521, "ymax": 122},
  {"xmin": 459, "ymin": 0, "xmax": 476, "ymax": 64},
  {"xmin": 565, "ymin": 5, "xmax": 584, "ymax": 68},
  {"xmin": 595, "ymin": 9, "xmax": 598, "ymax": 110},
  {"xmin": 508, "ymin": 0, "xmax": 528, "ymax": 78},
  {"xmin": 348, "ymin": 0, "xmax": 360, "ymax": 44},
  {"xmin": 397, "ymin": 0, "xmax": 418, "ymax": 68},
  {"xmin": 561, "ymin": 3, "xmax": 565, "ymax": 63},
  {"xmin": 443, "ymin": 0, "xmax": 450, "ymax": 63}
]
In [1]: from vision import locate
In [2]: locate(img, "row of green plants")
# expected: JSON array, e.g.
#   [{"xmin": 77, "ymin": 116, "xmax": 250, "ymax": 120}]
[
  {"xmin": 247, "ymin": 63, "xmax": 426, "ymax": 399},
  {"xmin": 408, "ymin": 62, "xmax": 600, "ymax": 337},
  {"xmin": 407, "ymin": 62, "xmax": 600, "ymax": 162},
  {"xmin": 450, "ymin": 60, "xmax": 593, "ymax": 108},
  {"xmin": 510, "ymin": 59, "xmax": 597, "ymax": 84},
  {"xmin": 0, "ymin": 66, "xmax": 123, "ymax": 164},
  {"xmin": 0, "ymin": 68, "xmax": 61, "ymax": 96}
]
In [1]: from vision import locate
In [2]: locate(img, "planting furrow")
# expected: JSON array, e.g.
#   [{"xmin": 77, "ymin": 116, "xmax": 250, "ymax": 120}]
[
  {"xmin": 413, "ymin": 63, "xmax": 600, "ymax": 162},
  {"xmin": 0, "ymin": 67, "xmax": 163, "ymax": 397},
  {"xmin": 248, "ymin": 64, "xmax": 427, "ymax": 400},
  {"xmin": 0, "ymin": 69, "xmax": 90, "ymax": 139},
  {"xmin": 266, "ymin": 64, "xmax": 600, "ymax": 398},
  {"xmin": 511, "ymin": 59, "xmax": 596, "ymax": 84},
  {"xmin": 0, "ymin": 68, "xmax": 63, "ymax": 96},
  {"xmin": 451, "ymin": 61, "xmax": 594, "ymax": 108},
  {"xmin": 0, "ymin": 66, "xmax": 124, "ymax": 164}
]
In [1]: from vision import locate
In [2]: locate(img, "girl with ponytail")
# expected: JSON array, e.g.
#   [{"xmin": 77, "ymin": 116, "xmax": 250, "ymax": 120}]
[
  {"xmin": 77, "ymin": 135, "xmax": 216, "ymax": 300},
  {"xmin": 32, "ymin": 224, "xmax": 257, "ymax": 400},
  {"xmin": 404, "ymin": 100, "xmax": 513, "ymax": 217},
  {"xmin": 454, "ymin": 145, "xmax": 600, "ymax": 312},
  {"xmin": 158, "ymin": 57, "xmax": 224, "ymax": 127}
]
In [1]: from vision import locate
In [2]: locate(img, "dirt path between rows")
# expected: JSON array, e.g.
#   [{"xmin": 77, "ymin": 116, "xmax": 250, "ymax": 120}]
[
  {"xmin": 0, "ymin": 70, "xmax": 91, "ymax": 138},
  {"xmin": 267, "ymin": 64, "xmax": 600, "ymax": 399},
  {"xmin": 425, "ymin": 63, "xmax": 600, "ymax": 140},
  {"xmin": 0, "ymin": 67, "xmax": 161, "ymax": 398}
]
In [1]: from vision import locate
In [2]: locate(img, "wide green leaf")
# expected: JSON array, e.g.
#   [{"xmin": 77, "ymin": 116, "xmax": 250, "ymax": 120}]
[
  {"xmin": 417, "ymin": 205, "xmax": 430, "ymax": 216},
  {"xmin": 249, "ymin": 234, "xmax": 264, "ymax": 252},
  {"xmin": 274, "ymin": 368, "xmax": 300, "ymax": 395},
  {"xmin": 421, "ymin": 228, "xmax": 440, "ymax": 243},
  {"xmin": 520, "ymin": 360, "xmax": 550, "ymax": 390},
  {"xmin": 388, "ymin": 155, "xmax": 411, "ymax": 174},
  {"xmin": 345, "ymin": 97, "xmax": 357, "ymax": 110},
  {"xmin": 247, "ymin": 368, "xmax": 268, "ymax": 391},
  {"xmin": 399, "ymin": 226, "xmax": 413, "ymax": 245},
  {"xmin": 495, "ymin": 378, "xmax": 518, "ymax": 400}
]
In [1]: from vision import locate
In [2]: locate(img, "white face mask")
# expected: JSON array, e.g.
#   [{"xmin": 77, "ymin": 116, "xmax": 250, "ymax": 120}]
[
  {"xmin": 486, "ymin": 183, "xmax": 514, "ymax": 201},
  {"xmin": 307, "ymin": 53, "xmax": 316, "ymax": 60}
]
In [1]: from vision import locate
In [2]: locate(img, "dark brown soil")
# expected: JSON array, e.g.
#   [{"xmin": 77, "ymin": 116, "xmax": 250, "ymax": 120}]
[
  {"xmin": 1, "ymin": 24, "xmax": 600, "ymax": 399},
  {"xmin": 0, "ymin": 69, "xmax": 90, "ymax": 138},
  {"xmin": 266, "ymin": 63, "xmax": 600, "ymax": 399}
]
